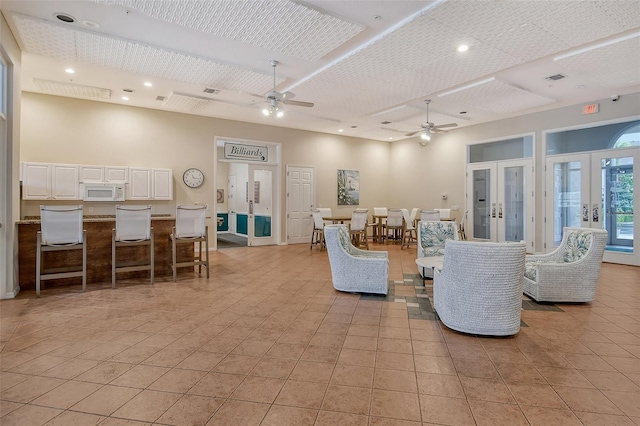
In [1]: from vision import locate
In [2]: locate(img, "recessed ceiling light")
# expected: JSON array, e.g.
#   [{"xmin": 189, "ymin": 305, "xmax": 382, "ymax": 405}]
[
  {"xmin": 65, "ymin": 68, "xmax": 75, "ymax": 74},
  {"xmin": 457, "ymin": 44, "xmax": 469, "ymax": 52},
  {"xmin": 338, "ymin": 129, "xmax": 344, "ymax": 132},
  {"xmin": 373, "ymin": 15, "xmax": 382, "ymax": 20},
  {"xmin": 459, "ymin": 111, "xmax": 467, "ymax": 115},
  {"xmin": 121, "ymin": 96, "xmax": 129, "ymax": 101},
  {"xmin": 388, "ymin": 137, "xmax": 393, "ymax": 140},
  {"xmin": 55, "ymin": 13, "xmax": 75, "ymax": 23},
  {"xmin": 350, "ymin": 125, "xmax": 357, "ymax": 128},
  {"xmin": 143, "ymin": 82, "xmax": 153, "ymax": 87}
]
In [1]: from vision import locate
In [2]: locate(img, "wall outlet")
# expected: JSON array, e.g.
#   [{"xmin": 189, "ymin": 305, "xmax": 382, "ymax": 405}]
[{"xmin": 451, "ymin": 205, "xmax": 459, "ymax": 211}]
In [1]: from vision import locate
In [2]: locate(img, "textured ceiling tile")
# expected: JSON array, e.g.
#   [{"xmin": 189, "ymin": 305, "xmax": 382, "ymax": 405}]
[
  {"xmin": 534, "ymin": 1, "xmax": 640, "ymax": 47},
  {"xmin": 76, "ymin": 31, "xmax": 128, "ymax": 68},
  {"xmin": 439, "ymin": 79, "xmax": 556, "ymax": 113},
  {"xmin": 370, "ymin": 105, "xmax": 423, "ymax": 122},
  {"xmin": 555, "ymin": 36, "xmax": 640, "ymax": 89},
  {"xmin": 32, "ymin": 78, "xmax": 112, "ymax": 100},
  {"xmin": 96, "ymin": 0, "xmax": 363, "ymax": 60},
  {"xmin": 13, "ymin": 14, "xmax": 76, "ymax": 60}
]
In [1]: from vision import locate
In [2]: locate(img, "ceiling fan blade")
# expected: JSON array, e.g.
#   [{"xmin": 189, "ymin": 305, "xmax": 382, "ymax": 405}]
[
  {"xmin": 283, "ymin": 99, "xmax": 314, "ymax": 107},
  {"xmin": 281, "ymin": 91, "xmax": 296, "ymax": 100},
  {"xmin": 433, "ymin": 122, "xmax": 458, "ymax": 129},
  {"xmin": 237, "ymin": 90, "xmax": 266, "ymax": 100},
  {"xmin": 404, "ymin": 130, "xmax": 422, "ymax": 137}
]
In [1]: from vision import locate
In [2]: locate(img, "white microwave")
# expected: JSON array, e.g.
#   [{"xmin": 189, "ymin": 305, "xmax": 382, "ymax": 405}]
[{"xmin": 83, "ymin": 183, "xmax": 125, "ymax": 202}]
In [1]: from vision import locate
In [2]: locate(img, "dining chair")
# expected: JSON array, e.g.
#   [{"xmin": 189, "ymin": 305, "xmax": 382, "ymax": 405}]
[
  {"xmin": 459, "ymin": 210, "xmax": 469, "ymax": 240},
  {"xmin": 434, "ymin": 208, "xmax": 451, "ymax": 220},
  {"xmin": 410, "ymin": 208, "xmax": 420, "ymax": 227},
  {"xmin": 112, "ymin": 205, "xmax": 154, "ymax": 288},
  {"xmin": 385, "ymin": 208, "xmax": 403, "ymax": 244},
  {"xmin": 169, "ymin": 204, "xmax": 209, "ymax": 282},
  {"xmin": 372, "ymin": 207, "xmax": 388, "ymax": 243},
  {"xmin": 317, "ymin": 207, "xmax": 333, "ymax": 226},
  {"xmin": 401, "ymin": 208, "xmax": 417, "ymax": 249},
  {"xmin": 36, "ymin": 205, "xmax": 86, "ymax": 296},
  {"xmin": 310, "ymin": 208, "xmax": 326, "ymax": 250},
  {"xmin": 350, "ymin": 208, "xmax": 369, "ymax": 249},
  {"xmin": 420, "ymin": 210, "xmax": 440, "ymax": 221}
]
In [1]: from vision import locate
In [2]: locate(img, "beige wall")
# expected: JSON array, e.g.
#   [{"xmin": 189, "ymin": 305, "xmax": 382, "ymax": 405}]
[
  {"xmin": 1, "ymin": 11, "xmax": 22, "ymax": 298},
  {"xmin": 20, "ymin": 92, "xmax": 392, "ymax": 243}
]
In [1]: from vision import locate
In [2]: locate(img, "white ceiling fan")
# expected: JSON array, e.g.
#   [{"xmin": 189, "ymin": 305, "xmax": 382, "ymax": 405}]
[
  {"xmin": 405, "ymin": 100, "xmax": 458, "ymax": 144},
  {"xmin": 262, "ymin": 60, "xmax": 314, "ymax": 117}
]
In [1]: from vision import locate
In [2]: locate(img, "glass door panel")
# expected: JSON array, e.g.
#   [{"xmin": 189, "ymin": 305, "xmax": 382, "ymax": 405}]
[
  {"xmin": 468, "ymin": 165, "xmax": 495, "ymax": 241},
  {"xmin": 591, "ymin": 148, "xmax": 638, "ymax": 265},
  {"xmin": 500, "ymin": 165, "xmax": 525, "ymax": 242},
  {"xmin": 248, "ymin": 165, "xmax": 276, "ymax": 246}
]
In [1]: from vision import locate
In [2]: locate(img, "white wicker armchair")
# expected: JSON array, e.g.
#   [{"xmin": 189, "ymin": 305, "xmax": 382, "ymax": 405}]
[
  {"xmin": 324, "ymin": 225, "xmax": 389, "ymax": 295},
  {"xmin": 434, "ymin": 240, "xmax": 526, "ymax": 336},
  {"xmin": 524, "ymin": 227, "xmax": 607, "ymax": 302},
  {"xmin": 417, "ymin": 220, "xmax": 459, "ymax": 277}
]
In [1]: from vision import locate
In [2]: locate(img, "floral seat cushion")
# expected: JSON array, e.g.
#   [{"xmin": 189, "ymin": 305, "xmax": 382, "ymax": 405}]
[
  {"xmin": 420, "ymin": 222, "xmax": 456, "ymax": 250},
  {"xmin": 563, "ymin": 231, "xmax": 592, "ymax": 262}
]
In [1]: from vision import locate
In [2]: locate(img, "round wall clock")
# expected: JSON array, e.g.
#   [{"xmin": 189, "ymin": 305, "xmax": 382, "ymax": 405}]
[{"xmin": 183, "ymin": 168, "xmax": 204, "ymax": 188}]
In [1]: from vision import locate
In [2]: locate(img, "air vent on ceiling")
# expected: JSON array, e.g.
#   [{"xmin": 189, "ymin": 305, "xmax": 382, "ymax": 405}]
[
  {"xmin": 545, "ymin": 73, "xmax": 567, "ymax": 81},
  {"xmin": 203, "ymin": 88, "xmax": 219, "ymax": 94},
  {"xmin": 380, "ymin": 120, "xmax": 392, "ymax": 125},
  {"xmin": 156, "ymin": 96, "xmax": 166, "ymax": 101}
]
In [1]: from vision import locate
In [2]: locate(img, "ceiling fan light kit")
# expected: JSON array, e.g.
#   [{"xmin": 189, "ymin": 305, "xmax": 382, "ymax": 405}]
[
  {"xmin": 408, "ymin": 99, "xmax": 458, "ymax": 143},
  {"xmin": 262, "ymin": 60, "xmax": 314, "ymax": 118}
]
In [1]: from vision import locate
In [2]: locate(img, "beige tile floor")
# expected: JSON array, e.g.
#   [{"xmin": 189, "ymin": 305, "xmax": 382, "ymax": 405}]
[{"xmin": 1, "ymin": 241, "xmax": 639, "ymax": 425}]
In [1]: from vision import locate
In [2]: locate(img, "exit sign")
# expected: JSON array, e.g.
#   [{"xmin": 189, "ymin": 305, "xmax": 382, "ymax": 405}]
[{"xmin": 583, "ymin": 103, "xmax": 599, "ymax": 115}]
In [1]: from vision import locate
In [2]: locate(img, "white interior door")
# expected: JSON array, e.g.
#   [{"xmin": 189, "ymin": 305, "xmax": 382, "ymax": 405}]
[
  {"xmin": 287, "ymin": 166, "xmax": 314, "ymax": 244},
  {"xmin": 545, "ymin": 149, "xmax": 639, "ymax": 265},
  {"xmin": 228, "ymin": 175, "xmax": 237, "ymax": 234},
  {"xmin": 248, "ymin": 164, "xmax": 277, "ymax": 246},
  {"xmin": 467, "ymin": 159, "xmax": 533, "ymax": 249}
]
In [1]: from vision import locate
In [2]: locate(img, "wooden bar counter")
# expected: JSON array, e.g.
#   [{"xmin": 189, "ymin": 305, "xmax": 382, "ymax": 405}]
[{"xmin": 17, "ymin": 215, "xmax": 193, "ymax": 292}]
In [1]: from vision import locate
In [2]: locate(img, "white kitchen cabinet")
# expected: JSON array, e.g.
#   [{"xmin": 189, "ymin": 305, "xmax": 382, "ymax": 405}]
[
  {"xmin": 152, "ymin": 168, "xmax": 173, "ymax": 200},
  {"xmin": 128, "ymin": 167, "xmax": 152, "ymax": 200},
  {"xmin": 79, "ymin": 165, "xmax": 128, "ymax": 184},
  {"xmin": 127, "ymin": 167, "xmax": 173, "ymax": 200},
  {"xmin": 105, "ymin": 166, "xmax": 128, "ymax": 183},
  {"xmin": 79, "ymin": 165, "xmax": 105, "ymax": 183},
  {"xmin": 22, "ymin": 162, "xmax": 79, "ymax": 200}
]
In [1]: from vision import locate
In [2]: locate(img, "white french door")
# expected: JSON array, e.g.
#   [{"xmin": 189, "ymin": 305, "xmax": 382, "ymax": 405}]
[
  {"xmin": 247, "ymin": 164, "xmax": 277, "ymax": 246},
  {"xmin": 545, "ymin": 148, "xmax": 639, "ymax": 265},
  {"xmin": 466, "ymin": 159, "xmax": 534, "ymax": 250},
  {"xmin": 286, "ymin": 166, "xmax": 315, "ymax": 244}
]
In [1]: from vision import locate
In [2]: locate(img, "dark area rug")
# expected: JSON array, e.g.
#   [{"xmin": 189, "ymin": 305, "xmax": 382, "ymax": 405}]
[{"xmin": 217, "ymin": 233, "xmax": 248, "ymax": 248}]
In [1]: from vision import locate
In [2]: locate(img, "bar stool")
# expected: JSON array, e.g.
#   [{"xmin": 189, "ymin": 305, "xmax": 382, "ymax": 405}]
[
  {"xmin": 169, "ymin": 205, "xmax": 209, "ymax": 282},
  {"xmin": 350, "ymin": 208, "xmax": 369, "ymax": 249},
  {"xmin": 36, "ymin": 205, "xmax": 86, "ymax": 297},
  {"xmin": 310, "ymin": 208, "xmax": 326, "ymax": 251},
  {"xmin": 420, "ymin": 210, "xmax": 440, "ymax": 221},
  {"xmin": 112, "ymin": 205, "xmax": 154, "ymax": 288},
  {"xmin": 385, "ymin": 208, "xmax": 404, "ymax": 244},
  {"xmin": 372, "ymin": 207, "xmax": 387, "ymax": 243},
  {"xmin": 401, "ymin": 208, "xmax": 417, "ymax": 249}
]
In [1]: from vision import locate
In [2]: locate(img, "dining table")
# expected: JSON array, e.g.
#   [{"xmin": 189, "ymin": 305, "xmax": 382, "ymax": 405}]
[{"xmin": 325, "ymin": 216, "xmax": 351, "ymax": 224}]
